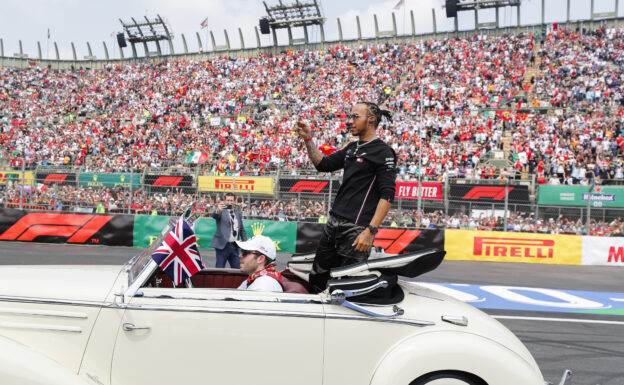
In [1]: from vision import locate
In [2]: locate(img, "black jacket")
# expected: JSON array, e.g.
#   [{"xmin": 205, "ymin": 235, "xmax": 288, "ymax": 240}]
[{"xmin": 316, "ymin": 138, "xmax": 397, "ymax": 225}]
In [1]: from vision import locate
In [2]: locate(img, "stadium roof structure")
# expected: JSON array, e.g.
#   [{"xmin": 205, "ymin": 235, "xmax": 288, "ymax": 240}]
[
  {"xmin": 445, "ymin": 0, "xmax": 521, "ymax": 29},
  {"xmin": 263, "ymin": 0, "xmax": 326, "ymax": 29},
  {"xmin": 119, "ymin": 15, "xmax": 174, "ymax": 58}
]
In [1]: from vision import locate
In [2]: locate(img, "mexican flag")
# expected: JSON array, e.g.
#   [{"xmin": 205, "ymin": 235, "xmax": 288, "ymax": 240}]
[
  {"xmin": 185, "ymin": 151, "xmax": 209, "ymax": 164},
  {"xmin": 427, "ymin": 83, "xmax": 441, "ymax": 90}
]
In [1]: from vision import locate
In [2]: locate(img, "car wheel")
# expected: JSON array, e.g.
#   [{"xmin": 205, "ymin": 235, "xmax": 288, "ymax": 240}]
[{"xmin": 411, "ymin": 372, "xmax": 484, "ymax": 385}]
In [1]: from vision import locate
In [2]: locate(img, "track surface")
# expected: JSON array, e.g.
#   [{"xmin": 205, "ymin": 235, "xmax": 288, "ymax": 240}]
[{"xmin": 2, "ymin": 241, "xmax": 623, "ymax": 384}]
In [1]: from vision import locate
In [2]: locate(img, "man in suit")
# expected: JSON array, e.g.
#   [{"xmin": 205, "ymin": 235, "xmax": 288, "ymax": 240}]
[{"xmin": 210, "ymin": 192, "xmax": 247, "ymax": 268}]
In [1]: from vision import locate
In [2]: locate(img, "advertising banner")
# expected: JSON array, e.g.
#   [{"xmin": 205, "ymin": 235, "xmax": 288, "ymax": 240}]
[
  {"xmin": 35, "ymin": 171, "xmax": 77, "ymax": 186},
  {"xmin": 449, "ymin": 183, "xmax": 529, "ymax": 203},
  {"xmin": 581, "ymin": 236, "xmax": 624, "ymax": 266},
  {"xmin": 144, "ymin": 174, "xmax": 194, "ymax": 194},
  {"xmin": 279, "ymin": 178, "xmax": 340, "ymax": 194},
  {"xmin": 0, "ymin": 208, "xmax": 133, "ymax": 246},
  {"xmin": 0, "ymin": 171, "xmax": 35, "ymax": 186},
  {"xmin": 79, "ymin": 173, "xmax": 141, "ymax": 190},
  {"xmin": 538, "ymin": 185, "xmax": 624, "ymax": 208},
  {"xmin": 395, "ymin": 182, "xmax": 443, "ymax": 200},
  {"xmin": 444, "ymin": 229, "xmax": 581, "ymax": 265},
  {"xmin": 134, "ymin": 216, "xmax": 296, "ymax": 253},
  {"xmin": 295, "ymin": 222, "xmax": 444, "ymax": 255},
  {"xmin": 198, "ymin": 176, "xmax": 274, "ymax": 195}
]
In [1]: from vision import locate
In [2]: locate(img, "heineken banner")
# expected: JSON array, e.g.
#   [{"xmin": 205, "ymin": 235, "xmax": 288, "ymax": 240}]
[
  {"xmin": 279, "ymin": 178, "xmax": 341, "ymax": 194},
  {"xmin": 133, "ymin": 216, "xmax": 296, "ymax": 253},
  {"xmin": 0, "ymin": 171, "xmax": 35, "ymax": 186},
  {"xmin": 144, "ymin": 174, "xmax": 194, "ymax": 194},
  {"xmin": 35, "ymin": 171, "xmax": 77, "ymax": 186},
  {"xmin": 0, "ymin": 207, "xmax": 133, "ymax": 246},
  {"xmin": 538, "ymin": 185, "xmax": 624, "ymax": 208},
  {"xmin": 449, "ymin": 183, "xmax": 529, "ymax": 203},
  {"xmin": 295, "ymin": 222, "xmax": 444, "ymax": 255},
  {"xmin": 79, "ymin": 173, "xmax": 141, "ymax": 190}
]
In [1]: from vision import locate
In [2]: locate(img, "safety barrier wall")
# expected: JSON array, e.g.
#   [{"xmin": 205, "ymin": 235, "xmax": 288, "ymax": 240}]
[{"xmin": 1, "ymin": 208, "xmax": 622, "ymax": 267}]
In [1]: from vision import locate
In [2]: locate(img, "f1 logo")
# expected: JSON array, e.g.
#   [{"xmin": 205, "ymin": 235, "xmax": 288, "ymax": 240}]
[
  {"xmin": 289, "ymin": 181, "xmax": 328, "ymax": 193},
  {"xmin": 153, "ymin": 177, "xmax": 183, "ymax": 186},
  {"xmin": 0, "ymin": 213, "xmax": 112, "ymax": 243},
  {"xmin": 42, "ymin": 174, "xmax": 68, "ymax": 184},
  {"xmin": 373, "ymin": 229, "xmax": 422, "ymax": 254},
  {"xmin": 463, "ymin": 186, "xmax": 514, "ymax": 200}
]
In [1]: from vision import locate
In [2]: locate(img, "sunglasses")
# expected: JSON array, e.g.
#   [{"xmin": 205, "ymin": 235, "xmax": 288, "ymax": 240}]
[{"xmin": 346, "ymin": 113, "xmax": 367, "ymax": 120}]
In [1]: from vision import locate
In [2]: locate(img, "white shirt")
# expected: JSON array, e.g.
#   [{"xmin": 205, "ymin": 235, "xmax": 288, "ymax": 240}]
[{"xmin": 238, "ymin": 276, "xmax": 283, "ymax": 292}]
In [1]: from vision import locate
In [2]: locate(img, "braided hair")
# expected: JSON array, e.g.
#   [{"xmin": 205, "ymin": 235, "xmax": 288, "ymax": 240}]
[{"xmin": 358, "ymin": 101, "xmax": 393, "ymax": 127}]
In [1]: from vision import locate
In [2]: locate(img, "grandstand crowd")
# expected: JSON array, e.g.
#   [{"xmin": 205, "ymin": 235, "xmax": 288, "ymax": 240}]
[{"xmin": 3, "ymin": 25, "xmax": 624, "ymax": 235}]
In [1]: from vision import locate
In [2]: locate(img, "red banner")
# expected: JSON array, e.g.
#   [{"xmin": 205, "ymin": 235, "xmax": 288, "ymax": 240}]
[{"xmin": 395, "ymin": 182, "xmax": 443, "ymax": 200}]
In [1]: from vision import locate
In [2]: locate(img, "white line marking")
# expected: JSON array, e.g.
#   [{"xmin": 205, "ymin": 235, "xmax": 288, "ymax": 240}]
[
  {"xmin": 493, "ymin": 315, "xmax": 624, "ymax": 326},
  {"xmin": 610, "ymin": 298, "xmax": 624, "ymax": 302}
]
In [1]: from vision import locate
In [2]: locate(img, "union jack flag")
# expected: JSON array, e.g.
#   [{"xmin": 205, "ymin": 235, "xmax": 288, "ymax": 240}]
[{"xmin": 151, "ymin": 218, "xmax": 205, "ymax": 286}]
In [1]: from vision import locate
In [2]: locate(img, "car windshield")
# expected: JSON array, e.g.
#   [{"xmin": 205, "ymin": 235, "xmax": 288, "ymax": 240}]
[{"xmin": 128, "ymin": 250, "xmax": 154, "ymax": 285}]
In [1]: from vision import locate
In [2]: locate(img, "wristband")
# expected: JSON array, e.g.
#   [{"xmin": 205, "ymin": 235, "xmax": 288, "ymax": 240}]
[{"xmin": 303, "ymin": 136, "xmax": 313, "ymax": 142}]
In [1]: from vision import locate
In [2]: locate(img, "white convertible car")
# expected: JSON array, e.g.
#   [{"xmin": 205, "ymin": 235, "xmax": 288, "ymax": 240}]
[{"xmin": 0, "ymin": 248, "xmax": 567, "ymax": 385}]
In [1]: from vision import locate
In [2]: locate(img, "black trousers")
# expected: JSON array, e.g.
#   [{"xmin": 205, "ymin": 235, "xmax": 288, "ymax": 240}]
[{"xmin": 309, "ymin": 215, "xmax": 371, "ymax": 292}]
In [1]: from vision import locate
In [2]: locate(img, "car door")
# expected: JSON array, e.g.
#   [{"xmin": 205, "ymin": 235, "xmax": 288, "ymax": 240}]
[{"xmin": 111, "ymin": 288, "xmax": 325, "ymax": 385}]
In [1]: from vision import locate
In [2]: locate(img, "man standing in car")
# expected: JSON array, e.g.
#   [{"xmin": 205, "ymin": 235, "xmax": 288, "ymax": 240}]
[
  {"xmin": 211, "ymin": 192, "xmax": 247, "ymax": 268},
  {"xmin": 295, "ymin": 101, "xmax": 397, "ymax": 292}
]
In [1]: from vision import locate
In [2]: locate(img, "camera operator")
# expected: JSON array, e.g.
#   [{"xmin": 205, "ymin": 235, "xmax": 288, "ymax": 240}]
[{"xmin": 210, "ymin": 192, "xmax": 248, "ymax": 268}]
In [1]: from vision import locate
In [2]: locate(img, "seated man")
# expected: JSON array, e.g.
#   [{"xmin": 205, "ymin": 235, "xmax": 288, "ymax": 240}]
[{"xmin": 236, "ymin": 235, "xmax": 283, "ymax": 292}]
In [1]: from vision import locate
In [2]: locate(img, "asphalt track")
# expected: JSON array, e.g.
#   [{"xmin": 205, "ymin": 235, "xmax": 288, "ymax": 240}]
[{"xmin": 1, "ymin": 241, "xmax": 623, "ymax": 385}]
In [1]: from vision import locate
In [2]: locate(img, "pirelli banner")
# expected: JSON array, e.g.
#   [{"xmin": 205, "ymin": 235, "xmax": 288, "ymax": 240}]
[
  {"xmin": 0, "ymin": 207, "xmax": 133, "ymax": 246},
  {"xmin": 35, "ymin": 171, "xmax": 77, "ymax": 186},
  {"xmin": 449, "ymin": 183, "xmax": 530, "ymax": 203},
  {"xmin": 0, "ymin": 171, "xmax": 35, "ymax": 186},
  {"xmin": 279, "ymin": 178, "xmax": 340, "ymax": 194},
  {"xmin": 295, "ymin": 222, "xmax": 444, "ymax": 255},
  {"xmin": 444, "ymin": 229, "xmax": 582, "ymax": 265},
  {"xmin": 144, "ymin": 174, "xmax": 194, "ymax": 194},
  {"xmin": 198, "ymin": 176, "xmax": 274, "ymax": 195}
]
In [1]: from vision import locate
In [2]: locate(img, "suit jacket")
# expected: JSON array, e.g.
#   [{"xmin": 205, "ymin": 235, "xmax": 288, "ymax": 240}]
[{"xmin": 210, "ymin": 209, "xmax": 247, "ymax": 250}]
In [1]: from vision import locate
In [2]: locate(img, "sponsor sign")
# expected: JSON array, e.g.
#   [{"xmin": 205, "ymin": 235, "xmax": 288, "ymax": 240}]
[
  {"xmin": 0, "ymin": 171, "xmax": 35, "ymax": 186},
  {"xmin": 582, "ymin": 236, "xmax": 624, "ymax": 266},
  {"xmin": 198, "ymin": 176, "xmax": 274, "ymax": 195},
  {"xmin": 295, "ymin": 222, "xmax": 444, "ymax": 254},
  {"xmin": 35, "ymin": 172, "xmax": 77, "ymax": 186},
  {"xmin": 134, "ymin": 216, "xmax": 295, "ymax": 253},
  {"xmin": 144, "ymin": 174, "xmax": 194, "ymax": 194},
  {"xmin": 450, "ymin": 183, "xmax": 529, "ymax": 203},
  {"xmin": 444, "ymin": 229, "xmax": 581, "ymax": 265},
  {"xmin": 0, "ymin": 208, "xmax": 133, "ymax": 246},
  {"xmin": 79, "ymin": 173, "xmax": 141, "ymax": 190},
  {"xmin": 395, "ymin": 182, "xmax": 443, "ymax": 200},
  {"xmin": 538, "ymin": 185, "xmax": 624, "ymax": 208},
  {"xmin": 279, "ymin": 178, "xmax": 340, "ymax": 194}
]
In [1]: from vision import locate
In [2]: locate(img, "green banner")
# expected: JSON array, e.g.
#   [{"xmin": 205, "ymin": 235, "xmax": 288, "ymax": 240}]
[
  {"xmin": 79, "ymin": 173, "xmax": 141, "ymax": 190},
  {"xmin": 132, "ymin": 216, "xmax": 296, "ymax": 253},
  {"xmin": 538, "ymin": 185, "xmax": 624, "ymax": 208}
]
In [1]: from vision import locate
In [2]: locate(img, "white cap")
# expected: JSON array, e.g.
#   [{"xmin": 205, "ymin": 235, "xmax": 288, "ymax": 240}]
[{"xmin": 236, "ymin": 235, "xmax": 277, "ymax": 261}]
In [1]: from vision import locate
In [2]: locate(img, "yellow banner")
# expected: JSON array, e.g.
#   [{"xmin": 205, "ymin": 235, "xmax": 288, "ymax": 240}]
[
  {"xmin": 444, "ymin": 229, "xmax": 582, "ymax": 265},
  {"xmin": 0, "ymin": 171, "xmax": 34, "ymax": 186},
  {"xmin": 198, "ymin": 176, "xmax": 274, "ymax": 195}
]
